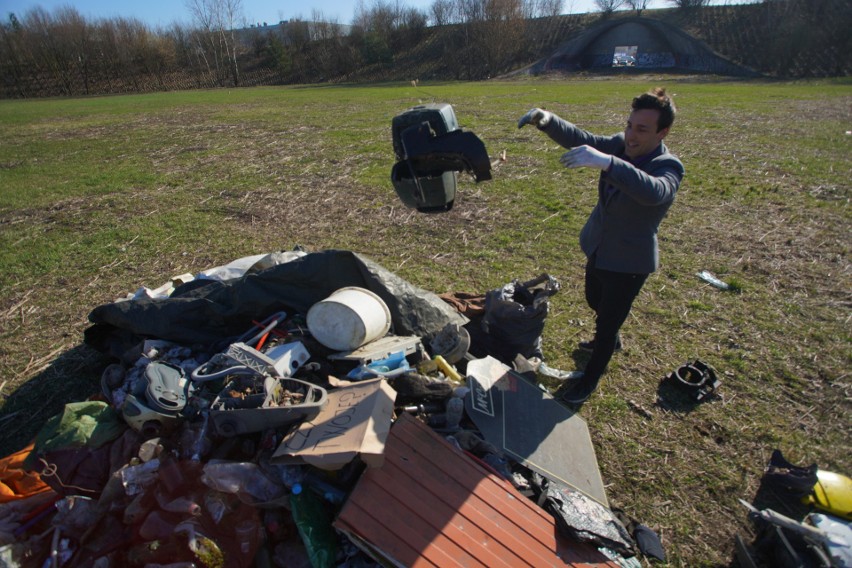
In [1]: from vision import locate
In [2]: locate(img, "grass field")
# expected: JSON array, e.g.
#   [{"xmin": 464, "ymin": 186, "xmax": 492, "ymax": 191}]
[{"xmin": 0, "ymin": 76, "xmax": 850, "ymax": 566}]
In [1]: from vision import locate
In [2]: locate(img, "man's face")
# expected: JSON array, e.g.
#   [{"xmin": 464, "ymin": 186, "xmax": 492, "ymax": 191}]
[{"xmin": 624, "ymin": 108, "xmax": 669, "ymax": 160}]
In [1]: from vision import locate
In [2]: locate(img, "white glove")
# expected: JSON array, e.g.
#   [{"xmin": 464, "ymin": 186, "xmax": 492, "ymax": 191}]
[
  {"xmin": 518, "ymin": 108, "xmax": 552, "ymax": 129},
  {"xmin": 559, "ymin": 145, "xmax": 612, "ymax": 171}
]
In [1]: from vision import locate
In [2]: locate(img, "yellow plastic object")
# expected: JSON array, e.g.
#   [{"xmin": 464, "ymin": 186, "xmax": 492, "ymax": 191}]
[
  {"xmin": 805, "ymin": 470, "xmax": 852, "ymax": 521},
  {"xmin": 433, "ymin": 355, "xmax": 463, "ymax": 383}
]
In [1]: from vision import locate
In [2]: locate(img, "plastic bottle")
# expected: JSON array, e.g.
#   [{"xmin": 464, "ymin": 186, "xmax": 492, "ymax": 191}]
[
  {"xmin": 290, "ymin": 489, "xmax": 337, "ymax": 568},
  {"xmin": 175, "ymin": 518, "xmax": 226, "ymax": 568},
  {"xmin": 182, "ymin": 412, "xmax": 211, "ymax": 462},
  {"xmin": 291, "ymin": 473, "xmax": 347, "ymax": 506},
  {"xmin": 156, "ymin": 489, "xmax": 201, "ymax": 516},
  {"xmin": 123, "ymin": 490, "xmax": 155, "ymax": 525},
  {"xmin": 120, "ymin": 458, "xmax": 161, "ymax": 496},
  {"xmin": 203, "ymin": 490, "xmax": 238, "ymax": 525},
  {"xmin": 139, "ymin": 510, "xmax": 179, "ymax": 541},
  {"xmin": 268, "ymin": 464, "xmax": 305, "ymax": 489},
  {"xmin": 235, "ymin": 519, "xmax": 260, "ymax": 556},
  {"xmin": 138, "ymin": 437, "xmax": 164, "ymax": 462},
  {"xmin": 402, "ymin": 401, "xmax": 444, "ymax": 414},
  {"xmin": 157, "ymin": 455, "xmax": 187, "ymax": 495},
  {"xmin": 200, "ymin": 460, "xmax": 285, "ymax": 502}
]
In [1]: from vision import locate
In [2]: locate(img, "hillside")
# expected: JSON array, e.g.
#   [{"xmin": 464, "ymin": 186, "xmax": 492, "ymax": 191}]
[
  {"xmin": 242, "ymin": 3, "xmax": 851, "ymax": 85},
  {"xmin": 1, "ymin": 2, "xmax": 849, "ymax": 99}
]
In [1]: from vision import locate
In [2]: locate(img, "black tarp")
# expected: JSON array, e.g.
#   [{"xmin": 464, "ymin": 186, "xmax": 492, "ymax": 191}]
[{"xmin": 84, "ymin": 250, "xmax": 467, "ymax": 358}]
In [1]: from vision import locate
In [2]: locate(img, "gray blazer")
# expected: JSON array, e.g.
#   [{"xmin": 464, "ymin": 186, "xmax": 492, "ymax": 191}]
[{"xmin": 542, "ymin": 116, "xmax": 684, "ymax": 274}]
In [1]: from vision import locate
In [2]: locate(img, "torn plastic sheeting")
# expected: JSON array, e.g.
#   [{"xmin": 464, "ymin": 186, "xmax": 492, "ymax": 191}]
[
  {"xmin": 545, "ymin": 483, "xmax": 634, "ymax": 555},
  {"xmin": 84, "ymin": 249, "xmax": 467, "ymax": 356}
]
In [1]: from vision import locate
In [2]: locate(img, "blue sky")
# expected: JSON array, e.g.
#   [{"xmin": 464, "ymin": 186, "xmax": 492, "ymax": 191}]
[
  {"xmin": 3, "ymin": 0, "xmax": 617, "ymax": 28},
  {"xmin": 3, "ymin": 1, "xmax": 751, "ymax": 29}
]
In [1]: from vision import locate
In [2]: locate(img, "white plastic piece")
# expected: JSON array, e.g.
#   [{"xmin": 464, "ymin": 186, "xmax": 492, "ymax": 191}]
[
  {"xmin": 225, "ymin": 341, "xmax": 310, "ymax": 378},
  {"xmin": 265, "ymin": 342, "xmax": 311, "ymax": 377}
]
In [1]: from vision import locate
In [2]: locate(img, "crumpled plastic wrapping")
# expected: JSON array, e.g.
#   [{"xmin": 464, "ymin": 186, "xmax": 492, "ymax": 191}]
[{"xmin": 545, "ymin": 483, "xmax": 635, "ymax": 555}]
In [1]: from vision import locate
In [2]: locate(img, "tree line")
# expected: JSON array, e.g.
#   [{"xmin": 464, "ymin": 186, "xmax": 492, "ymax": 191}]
[
  {"xmin": 0, "ymin": 0, "xmax": 571, "ymax": 98},
  {"xmin": 1, "ymin": 0, "xmax": 848, "ymax": 99}
]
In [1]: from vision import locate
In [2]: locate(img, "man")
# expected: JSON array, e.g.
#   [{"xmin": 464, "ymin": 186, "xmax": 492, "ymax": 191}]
[{"xmin": 518, "ymin": 87, "xmax": 684, "ymax": 405}]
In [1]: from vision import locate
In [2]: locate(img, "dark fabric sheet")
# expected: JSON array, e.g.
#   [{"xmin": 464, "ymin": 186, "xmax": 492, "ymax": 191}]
[{"xmin": 84, "ymin": 250, "xmax": 467, "ymax": 358}]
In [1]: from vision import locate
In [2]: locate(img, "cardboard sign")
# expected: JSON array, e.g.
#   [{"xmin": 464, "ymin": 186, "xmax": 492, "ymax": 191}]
[{"xmin": 272, "ymin": 378, "xmax": 397, "ymax": 471}]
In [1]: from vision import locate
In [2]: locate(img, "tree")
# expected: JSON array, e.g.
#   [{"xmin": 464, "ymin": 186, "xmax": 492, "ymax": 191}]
[
  {"xmin": 0, "ymin": 13, "xmax": 29, "ymax": 96},
  {"xmin": 185, "ymin": 0, "xmax": 244, "ymax": 86},
  {"xmin": 448, "ymin": 0, "xmax": 529, "ymax": 79},
  {"xmin": 21, "ymin": 7, "xmax": 78, "ymax": 95},
  {"xmin": 523, "ymin": 0, "xmax": 564, "ymax": 18},
  {"xmin": 627, "ymin": 0, "xmax": 652, "ymax": 16},
  {"xmin": 353, "ymin": 0, "xmax": 428, "ymax": 58},
  {"xmin": 430, "ymin": 0, "xmax": 455, "ymax": 25},
  {"xmin": 666, "ymin": 0, "xmax": 708, "ymax": 7},
  {"xmin": 308, "ymin": 9, "xmax": 353, "ymax": 78},
  {"xmin": 52, "ymin": 7, "xmax": 94, "ymax": 94},
  {"xmin": 594, "ymin": 0, "xmax": 625, "ymax": 14}
]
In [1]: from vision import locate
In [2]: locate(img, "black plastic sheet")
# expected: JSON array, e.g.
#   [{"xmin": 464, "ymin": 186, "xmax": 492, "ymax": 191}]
[{"xmin": 85, "ymin": 250, "xmax": 467, "ymax": 358}]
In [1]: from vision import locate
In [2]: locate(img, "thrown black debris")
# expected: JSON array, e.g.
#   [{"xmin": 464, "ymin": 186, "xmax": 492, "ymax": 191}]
[
  {"xmin": 762, "ymin": 449, "xmax": 819, "ymax": 499},
  {"xmin": 543, "ymin": 480, "xmax": 635, "ymax": 556}
]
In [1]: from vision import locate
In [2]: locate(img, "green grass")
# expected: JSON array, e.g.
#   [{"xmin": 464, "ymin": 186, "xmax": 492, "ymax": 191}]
[{"xmin": 0, "ymin": 76, "xmax": 850, "ymax": 567}]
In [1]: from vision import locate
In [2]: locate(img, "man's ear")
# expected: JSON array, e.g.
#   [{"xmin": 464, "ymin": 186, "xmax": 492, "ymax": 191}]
[{"xmin": 657, "ymin": 126, "xmax": 670, "ymax": 141}]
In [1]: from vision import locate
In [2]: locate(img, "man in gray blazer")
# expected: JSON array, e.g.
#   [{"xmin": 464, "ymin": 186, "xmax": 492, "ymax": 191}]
[{"xmin": 518, "ymin": 87, "xmax": 684, "ymax": 405}]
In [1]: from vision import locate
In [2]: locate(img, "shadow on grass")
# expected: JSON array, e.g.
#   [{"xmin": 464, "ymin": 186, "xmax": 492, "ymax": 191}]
[
  {"xmin": 0, "ymin": 344, "xmax": 108, "ymax": 458},
  {"xmin": 654, "ymin": 381, "xmax": 711, "ymax": 413}
]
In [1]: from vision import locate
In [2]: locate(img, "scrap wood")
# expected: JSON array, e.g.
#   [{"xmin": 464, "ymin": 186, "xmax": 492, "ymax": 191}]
[{"xmin": 335, "ymin": 413, "xmax": 619, "ymax": 567}]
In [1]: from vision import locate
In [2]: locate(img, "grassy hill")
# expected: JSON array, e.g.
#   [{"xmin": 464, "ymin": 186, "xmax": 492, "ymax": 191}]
[{"xmin": 276, "ymin": 3, "xmax": 851, "ymax": 84}]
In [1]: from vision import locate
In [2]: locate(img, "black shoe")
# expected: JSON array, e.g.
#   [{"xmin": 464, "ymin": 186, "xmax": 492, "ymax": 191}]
[
  {"xmin": 560, "ymin": 386, "xmax": 593, "ymax": 405},
  {"xmin": 578, "ymin": 336, "xmax": 622, "ymax": 352}
]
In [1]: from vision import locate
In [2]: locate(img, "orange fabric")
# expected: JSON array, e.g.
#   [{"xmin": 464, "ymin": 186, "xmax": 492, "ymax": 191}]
[{"xmin": 0, "ymin": 443, "xmax": 52, "ymax": 503}]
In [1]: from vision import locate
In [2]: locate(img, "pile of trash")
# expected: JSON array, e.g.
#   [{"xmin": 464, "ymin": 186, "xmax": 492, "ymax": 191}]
[
  {"xmin": 735, "ymin": 450, "xmax": 852, "ymax": 568},
  {"xmin": 1, "ymin": 249, "xmax": 666, "ymax": 567}
]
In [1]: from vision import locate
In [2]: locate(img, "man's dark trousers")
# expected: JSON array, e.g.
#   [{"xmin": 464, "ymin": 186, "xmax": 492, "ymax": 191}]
[{"xmin": 578, "ymin": 255, "xmax": 649, "ymax": 396}]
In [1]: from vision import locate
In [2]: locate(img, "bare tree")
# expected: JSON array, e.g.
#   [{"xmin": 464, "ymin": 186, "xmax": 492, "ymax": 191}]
[
  {"xmin": 21, "ymin": 7, "xmax": 77, "ymax": 95},
  {"xmin": 666, "ymin": 0, "xmax": 708, "ymax": 7},
  {"xmin": 0, "ymin": 13, "xmax": 33, "ymax": 97},
  {"xmin": 108, "ymin": 18, "xmax": 152, "ymax": 91},
  {"xmin": 430, "ymin": 0, "xmax": 455, "ymax": 25},
  {"xmin": 449, "ymin": 0, "xmax": 529, "ymax": 79},
  {"xmin": 51, "ymin": 7, "xmax": 95, "ymax": 94},
  {"xmin": 309, "ymin": 9, "xmax": 353, "ymax": 78},
  {"xmin": 185, "ymin": 0, "xmax": 244, "ymax": 86},
  {"xmin": 594, "ymin": 0, "xmax": 625, "ymax": 14},
  {"xmin": 627, "ymin": 0, "xmax": 652, "ymax": 16},
  {"xmin": 523, "ymin": 0, "xmax": 565, "ymax": 18}
]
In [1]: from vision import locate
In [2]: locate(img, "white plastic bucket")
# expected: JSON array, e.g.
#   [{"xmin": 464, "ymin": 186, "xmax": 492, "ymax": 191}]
[{"xmin": 307, "ymin": 287, "xmax": 392, "ymax": 351}]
